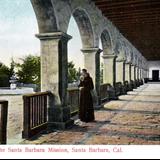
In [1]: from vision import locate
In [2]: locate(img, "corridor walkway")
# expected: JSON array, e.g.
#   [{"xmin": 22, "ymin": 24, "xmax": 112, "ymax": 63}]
[{"xmin": 22, "ymin": 83, "xmax": 160, "ymax": 145}]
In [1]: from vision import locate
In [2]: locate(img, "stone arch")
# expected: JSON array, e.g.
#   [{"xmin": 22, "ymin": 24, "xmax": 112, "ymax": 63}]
[
  {"xmin": 31, "ymin": 0, "xmax": 58, "ymax": 33},
  {"xmin": 71, "ymin": 8, "xmax": 94, "ymax": 48},
  {"xmin": 115, "ymin": 40, "xmax": 127, "ymax": 61},
  {"xmin": 125, "ymin": 45, "xmax": 133, "ymax": 63},
  {"xmin": 100, "ymin": 29, "xmax": 112, "ymax": 55}
]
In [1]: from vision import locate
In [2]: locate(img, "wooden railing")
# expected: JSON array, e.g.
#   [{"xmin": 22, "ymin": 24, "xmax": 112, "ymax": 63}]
[
  {"xmin": 22, "ymin": 92, "xmax": 49, "ymax": 139},
  {"xmin": 0, "ymin": 100, "xmax": 8, "ymax": 144},
  {"xmin": 67, "ymin": 88, "xmax": 79, "ymax": 116}
]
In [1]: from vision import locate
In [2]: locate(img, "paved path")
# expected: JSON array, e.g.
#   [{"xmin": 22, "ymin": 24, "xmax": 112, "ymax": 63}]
[{"xmin": 22, "ymin": 83, "xmax": 160, "ymax": 145}]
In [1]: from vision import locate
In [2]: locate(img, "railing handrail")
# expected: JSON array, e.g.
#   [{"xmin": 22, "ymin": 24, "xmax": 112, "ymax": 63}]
[
  {"xmin": 67, "ymin": 87, "xmax": 79, "ymax": 91},
  {"xmin": 100, "ymin": 83, "xmax": 111, "ymax": 86},
  {"xmin": 23, "ymin": 91, "xmax": 51, "ymax": 98}
]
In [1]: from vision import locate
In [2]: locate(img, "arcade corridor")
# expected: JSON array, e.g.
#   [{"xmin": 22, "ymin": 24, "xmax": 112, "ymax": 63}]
[
  {"xmin": 22, "ymin": 83, "xmax": 160, "ymax": 145},
  {"xmin": 1, "ymin": 0, "xmax": 160, "ymax": 147}
]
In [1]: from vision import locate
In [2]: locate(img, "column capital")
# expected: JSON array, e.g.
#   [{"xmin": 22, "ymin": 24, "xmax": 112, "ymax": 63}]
[
  {"xmin": 116, "ymin": 58, "xmax": 126, "ymax": 63},
  {"xmin": 35, "ymin": 32, "xmax": 72, "ymax": 41},
  {"xmin": 81, "ymin": 48, "xmax": 102, "ymax": 54},
  {"xmin": 102, "ymin": 54, "xmax": 117, "ymax": 59},
  {"xmin": 125, "ymin": 61, "xmax": 132, "ymax": 65},
  {"xmin": 131, "ymin": 63, "xmax": 136, "ymax": 67}
]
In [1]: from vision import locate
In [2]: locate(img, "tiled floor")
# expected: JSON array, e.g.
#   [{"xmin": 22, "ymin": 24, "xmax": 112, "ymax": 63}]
[{"xmin": 22, "ymin": 83, "xmax": 160, "ymax": 145}]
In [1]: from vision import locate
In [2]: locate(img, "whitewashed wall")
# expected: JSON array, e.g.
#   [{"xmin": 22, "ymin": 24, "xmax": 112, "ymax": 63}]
[{"xmin": 148, "ymin": 61, "xmax": 160, "ymax": 79}]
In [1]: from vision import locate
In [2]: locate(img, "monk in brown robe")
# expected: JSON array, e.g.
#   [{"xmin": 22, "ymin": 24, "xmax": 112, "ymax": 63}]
[{"xmin": 78, "ymin": 69, "xmax": 95, "ymax": 123}]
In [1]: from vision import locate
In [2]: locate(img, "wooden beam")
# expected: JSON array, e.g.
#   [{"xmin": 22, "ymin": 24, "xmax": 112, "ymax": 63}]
[
  {"xmin": 94, "ymin": 0, "xmax": 153, "ymax": 7},
  {"xmin": 107, "ymin": 14, "xmax": 160, "ymax": 22},
  {"xmin": 112, "ymin": 17, "xmax": 160, "ymax": 25},
  {"xmin": 98, "ymin": 1, "xmax": 160, "ymax": 10},
  {"xmin": 105, "ymin": 10, "xmax": 160, "ymax": 19},
  {"xmin": 100, "ymin": 3, "xmax": 160, "ymax": 13}
]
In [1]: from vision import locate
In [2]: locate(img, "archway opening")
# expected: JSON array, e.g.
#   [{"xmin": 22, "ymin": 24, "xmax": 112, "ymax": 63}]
[
  {"xmin": 67, "ymin": 8, "xmax": 94, "ymax": 115},
  {"xmin": 67, "ymin": 8, "xmax": 94, "ymax": 86},
  {"xmin": 0, "ymin": 0, "xmax": 39, "ymax": 66},
  {"xmin": 99, "ymin": 39, "xmax": 104, "ymax": 84},
  {"xmin": 67, "ymin": 16, "xmax": 83, "ymax": 86},
  {"xmin": 0, "ymin": 0, "xmax": 39, "ymax": 144},
  {"xmin": 100, "ymin": 29, "xmax": 112, "ymax": 85}
]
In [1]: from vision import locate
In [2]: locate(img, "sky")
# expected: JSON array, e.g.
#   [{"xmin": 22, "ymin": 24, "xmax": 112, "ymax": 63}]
[{"xmin": 0, "ymin": 0, "xmax": 85, "ymax": 68}]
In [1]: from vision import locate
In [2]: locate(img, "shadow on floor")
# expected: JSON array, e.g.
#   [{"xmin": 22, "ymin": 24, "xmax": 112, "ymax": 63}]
[
  {"xmin": 103, "ymin": 108, "xmax": 160, "ymax": 115},
  {"xmin": 117, "ymin": 99, "xmax": 160, "ymax": 104},
  {"xmin": 99, "ymin": 129, "xmax": 160, "ymax": 142}
]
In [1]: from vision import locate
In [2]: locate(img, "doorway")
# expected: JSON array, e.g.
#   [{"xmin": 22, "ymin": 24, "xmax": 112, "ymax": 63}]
[{"xmin": 152, "ymin": 70, "xmax": 159, "ymax": 81}]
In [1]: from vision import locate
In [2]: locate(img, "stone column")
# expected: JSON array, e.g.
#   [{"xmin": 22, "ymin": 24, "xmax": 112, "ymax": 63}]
[
  {"xmin": 139, "ymin": 68, "xmax": 142, "ymax": 79},
  {"xmin": 125, "ymin": 62, "xmax": 132, "ymax": 91},
  {"xmin": 143, "ymin": 68, "xmax": 148, "ymax": 83},
  {"xmin": 116, "ymin": 60, "xmax": 125, "ymax": 83},
  {"xmin": 125, "ymin": 62, "xmax": 131, "ymax": 82},
  {"xmin": 103, "ymin": 55, "xmax": 117, "ymax": 86},
  {"xmin": 131, "ymin": 64, "xmax": 135, "ymax": 81},
  {"xmin": 131, "ymin": 64, "xmax": 137, "ymax": 89},
  {"xmin": 36, "ymin": 32, "xmax": 73, "ymax": 129},
  {"xmin": 102, "ymin": 54, "xmax": 117, "ymax": 99},
  {"xmin": 81, "ymin": 48, "xmax": 103, "ymax": 106},
  {"xmin": 135, "ymin": 66, "xmax": 138, "ymax": 80},
  {"xmin": 116, "ymin": 59, "xmax": 126, "ymax": 95}
]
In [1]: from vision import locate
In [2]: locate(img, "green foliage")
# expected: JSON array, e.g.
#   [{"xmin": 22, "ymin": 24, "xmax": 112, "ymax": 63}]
[
  {"xmin": 10, "ymin": 58, "xmax": 15, "ymax": 76},
  {"xmin": 0, "ymin": 54, "xmax": 80, "ymax": 88},
  {"xmin": 15, "ymin": 55, "xmax": 40, "ymax": 85},
  {"xmin": 68, "ymin": 61, "xmax": 80, "ymax": 83},
  {"xmin": 0, "ymin": 62, "xmax": 11, "ymax": 87}
]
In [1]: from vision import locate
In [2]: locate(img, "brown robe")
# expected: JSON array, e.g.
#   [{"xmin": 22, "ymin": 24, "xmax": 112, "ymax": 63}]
[{"xmin": 78, "ymin": 75, "xmax": 95, "ymax": 122}]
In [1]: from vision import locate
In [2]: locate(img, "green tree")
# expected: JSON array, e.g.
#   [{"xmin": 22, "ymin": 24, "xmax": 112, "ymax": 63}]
[
  {"xmin": 68, "ymin": 61, "xmax": 79, "ymax": 83},
  {"xmin": 9, "ymin": 58, "xmax": 15, "ymax": 76},
  {"xmin": 0, "ymin": 62, "xmax": 10, "ymax": 87},
  {"xmin": 15, "ymin": 55, "xmax": 40, "ymax": 85}
]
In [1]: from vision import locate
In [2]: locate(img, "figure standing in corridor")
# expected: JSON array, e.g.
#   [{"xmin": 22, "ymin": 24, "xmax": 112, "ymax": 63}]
[{"xmin": 78, "ymin": 69, "xmax": 95, "ymax": 123}]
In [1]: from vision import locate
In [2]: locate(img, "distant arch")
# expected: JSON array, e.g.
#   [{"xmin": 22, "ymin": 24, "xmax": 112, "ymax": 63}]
[
  {"xmin": 100, "ymin": 29, "xmax": 112, "ymax": 55},
  {"xmin": 71, "ymin": 8, "xmax": 94, "ymax": 48}
]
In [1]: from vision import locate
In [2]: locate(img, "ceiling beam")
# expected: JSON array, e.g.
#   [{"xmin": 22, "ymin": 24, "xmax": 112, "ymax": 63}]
[
  {"xmin": 99, "ymin": 1, "xmax": 160, "ymax": 10},
  {"xmin": 107, "ymin": 14, "xmax": 160, "ymax": 22},
  {"xmin": 112, "ymin": 18, "xmax": 160, "ymax": 25},
  {"xmin": 100, "ymin": 3, "xmax": 160, "ymax": 13},
  {"xmin": 103, "ymin": 8, "xmax": 160, "ymax": 17},
  {"xmin": 105, "ymin": 10, "xmax": 160, "ymax": 19}
]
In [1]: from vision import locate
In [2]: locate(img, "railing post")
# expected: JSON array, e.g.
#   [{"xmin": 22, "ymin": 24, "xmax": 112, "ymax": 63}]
[
  {"xmin": 22, "ymin": 96, "xmax": 31, "ymax": 139},
  {"xmin": 0, "ymin": 101, "xmax": 8, "ymax": 144}
]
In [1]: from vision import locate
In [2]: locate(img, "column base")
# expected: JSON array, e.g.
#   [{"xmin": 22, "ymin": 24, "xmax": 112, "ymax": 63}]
[
  {"xmin": 107, "ymin": 84, "xmax": 118, "ymax": 100},
  {"xmin": 91, "ymin": 90, "xmax": 102, "ymax": 110},
  {"xmin": 131, "ymin": 80, "xmax": 137, "ymax": 89},
  {"xmin": 124, "ymin": 81, "xmax": 133, "ymax": 92},
  {"xmin": 48, "ymin": 106, "xmax": 74, "ymax": 130},
  {"xmin": 48, "ymin": 120, "xmax": 74, "ymax": 130},
  {"xmin": 94, "ymin": 96, "xmax": 103, "ymax": 110},
  {"xmin": 115, "ymin": 82, "xmax": 127, "ymax": 96},
  {"xmin": 140, "ymin": 79, "xmax": 144, "ymax": 85},
  {"xmin": 121, "ymin": 84, "xmax": 127, "ymax": 95},
  {"xmin": 100, "ymin": 84, "xmax": 110, "ymax": 103},
  {"xmin": 135, "ymin": 79, "xmax": 141, "ymax": 87},
  {"xmin": 144, "ymin": 78, "xmax": 149, "ymax": 83}
]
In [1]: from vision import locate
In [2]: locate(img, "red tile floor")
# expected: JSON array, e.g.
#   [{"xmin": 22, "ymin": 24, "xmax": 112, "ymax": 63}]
[{"xmin": 22, "ymin": 83, "xmax": 160, "ymax": 145}]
